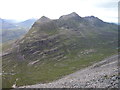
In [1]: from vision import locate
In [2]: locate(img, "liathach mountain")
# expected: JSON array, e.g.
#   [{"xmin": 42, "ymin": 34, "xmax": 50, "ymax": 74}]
[{"xmin": 2, "ymin": 12, "xmax": 118, "ymax": 88}]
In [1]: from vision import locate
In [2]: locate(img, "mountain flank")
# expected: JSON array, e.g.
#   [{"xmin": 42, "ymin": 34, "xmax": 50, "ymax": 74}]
[{"xmin": 2, "ymin": 12, "xmax": 118, "ymax": 88}]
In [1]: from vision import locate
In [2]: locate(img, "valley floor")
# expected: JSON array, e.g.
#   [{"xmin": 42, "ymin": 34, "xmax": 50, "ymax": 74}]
[{"xmin": 20, "ymin": 55, "xmax": 119, "ymax": 88}]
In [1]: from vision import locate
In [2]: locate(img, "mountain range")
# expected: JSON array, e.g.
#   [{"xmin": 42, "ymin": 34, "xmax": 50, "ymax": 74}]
[
  {"xmin": 2, "ymin": 12, "xmax": 118, "ymax": 88},
  {"xmin": 0, "ymin": 18, "xmax": 37, "ymax": 43}
]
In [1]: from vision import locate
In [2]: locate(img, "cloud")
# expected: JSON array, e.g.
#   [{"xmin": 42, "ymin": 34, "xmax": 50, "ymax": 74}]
[
  {"xmin": 0, "ymin": 0, "xmax": 118, "ymax": 23},
  {"xmin": 95, "ymin": 0, "xmax": 118, "ymax": 8}
]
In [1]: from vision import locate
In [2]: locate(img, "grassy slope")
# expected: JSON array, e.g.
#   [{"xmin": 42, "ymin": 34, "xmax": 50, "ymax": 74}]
[
  {"xmin": 2, "ymin": 49, "xmax": 117, "ymax": 88},
  {"xmin": 2, "ymin": 35, "xmax": 118, "ymax": 88}
]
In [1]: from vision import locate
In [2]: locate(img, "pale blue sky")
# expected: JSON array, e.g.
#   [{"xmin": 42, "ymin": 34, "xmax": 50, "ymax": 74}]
[{"xmin": 0, "ymin": 0, "xmax": 118, "ymax": 23}]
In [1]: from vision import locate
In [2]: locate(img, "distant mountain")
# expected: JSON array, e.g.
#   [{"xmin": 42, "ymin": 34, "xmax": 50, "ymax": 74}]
[
  {"xmin": 0, "ymin": 18, "xmax": 37, "ymax": 30},
  {"xmin": 17, "ymin": 18, "xmax": 37, "ymax": 29},
  {"xmin": 0, "ymin": 18, "xmax": 37, "ymax": 43},
  {"xmin": 2, "ymin": 12, "xmax": 118, "ymax": 88},
  {"xmin": 2, "ymin": 29, "xmax": 27, "ymax": 43},
  {"xmin": 2, "ymin": 19, "xmax": 18, "ymax": 24},
  {"xmin": 0, "ymin": 18, "xmax": 17, "ymax": 30}
]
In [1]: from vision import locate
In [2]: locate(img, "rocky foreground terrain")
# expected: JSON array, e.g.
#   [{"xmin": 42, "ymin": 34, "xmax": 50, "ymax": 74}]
[{"xmin": 20, "ymin": 55, "xmax": 119, "ymax": 88}]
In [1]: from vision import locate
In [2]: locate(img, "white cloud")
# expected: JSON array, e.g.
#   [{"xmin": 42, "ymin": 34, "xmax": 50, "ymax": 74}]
[{"xmin": 0, "ymin": 0, "xmax": 118, "ymax": 22}]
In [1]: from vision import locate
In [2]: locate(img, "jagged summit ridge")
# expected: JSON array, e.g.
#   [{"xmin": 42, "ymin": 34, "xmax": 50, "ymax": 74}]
[
  {"xmin": 32, "ymin": 16, "xmax": 51, "ymax": 28},
  {"xmin": 84, "ymin": 16, "xmax": 104, "ymax": 22},
  {"xmin": 36, "ymin": 16, "xmax": 51, "ymax": 23},
  {"xmin": 59, "ymin": 12, "xmax": 81, "ymax": 20}
]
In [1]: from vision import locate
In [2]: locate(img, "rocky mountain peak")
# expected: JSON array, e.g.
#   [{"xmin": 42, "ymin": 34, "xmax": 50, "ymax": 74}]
[
  {"xmin": 70, "ymin": 12, "xmax": 79, "ymax": 16},
  {"xmin": 32, "ymin": 16, "xmax": 51, "ymax": 27},
  {"xmin": 84, "ymin": 16, "xmax": 103, "ymax": 22},
  {"xmin": 38, "ymin": 16, "xmax": 51, "ymax": 22},
  {"xmin": 59, "ymin": 12, "xmax": 81, "ymax": 20},
  {"xmin": 84, "ymin": 16, "xmax": 105, "ymax": 27}
]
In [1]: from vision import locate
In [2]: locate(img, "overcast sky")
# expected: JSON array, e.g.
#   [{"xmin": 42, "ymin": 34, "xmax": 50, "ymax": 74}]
[{"xmin": 0, "ymin": 0, "xmax": 119, "ymax": 23}]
